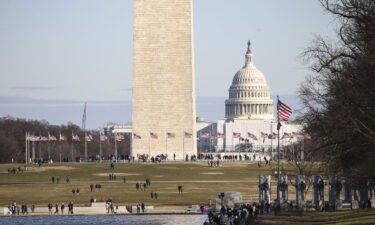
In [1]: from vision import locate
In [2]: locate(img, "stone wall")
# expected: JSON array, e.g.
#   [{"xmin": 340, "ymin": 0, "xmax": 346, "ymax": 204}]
[{"xmin": 132, "ymin": 0, "xmax": 197, "ymax": 160}]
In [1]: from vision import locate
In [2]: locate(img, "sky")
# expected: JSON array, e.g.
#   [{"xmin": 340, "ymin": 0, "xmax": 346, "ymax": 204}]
[{"xmin": 0, "ymin": 0, "xmax": 338, "ymax": 129}]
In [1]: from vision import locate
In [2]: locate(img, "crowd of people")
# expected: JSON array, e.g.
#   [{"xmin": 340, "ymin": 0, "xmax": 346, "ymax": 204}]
[
  {"xmin": 7, "ymin": 202, "xmax": 34, "ymax": 215},
  {"xmin": 7, "ymin": 166, "xmax": 26, "ymax": 174},
  {"xmin": 204, "ymin": 204, "xmax": 259, "ymax": 225},
  {"xmin": 7, "ymin": 202, "xmax": 74, "ymax": 215}
]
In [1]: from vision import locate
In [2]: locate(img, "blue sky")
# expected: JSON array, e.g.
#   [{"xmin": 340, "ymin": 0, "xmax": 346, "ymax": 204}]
[{"xmin": 0, "ymin": 0, "xmax": 337, "ymax": 128}]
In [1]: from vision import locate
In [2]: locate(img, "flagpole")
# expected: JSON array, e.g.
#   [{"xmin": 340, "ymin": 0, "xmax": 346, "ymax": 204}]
[
  {"xmin": 71, "ymin": 131, "xmax": 74, "ymax": 162},
  {"xmin": 25, "ymin": 132, "xmax": 28, "ymax": 165},
  {"xmin": 59, "ymin": 132, "xmax": 62, "ymax": 163},
  {"xmin": 47, "ymin": 132, "xmax": 50, "ymax": 162},
  {"xmin": 38, "ymin": 134, "xmax": 41, "ymax": 160},
  {"xmin": 270, "ymin": 122, "xmax": 273, "ymax": 160},
  {"xmin": 129, "ymin": 133, "xmax": 132, "ymax": 161},
  {"xmin": 99, "ymin": 133, "xmax": 102, "ymax": 163},
  {"xmin": 209, "ymin": 126, "xmax": 212, "ymax": 153},
  {"xmin": 32, "ymin": 133, "xmax": 35, "ymax": 164},
  {"xmin": 231, "ymin": 128, "xmax": 234, "ymax": 151},
  {"xmin": 277, "ymin": 95, "xmax": 281, "ymax": 206},
  {"xmin": 182, "ymin": 131, "xmax": 185, "ymax": 161},
  {"xmin": 84, "ymin": 131, "xmax": 88, "ymax": 162},
  {"xmin": 114, "ymin": 133, "xmax": 118, "ymax": 162},
  {"xmin": 148, "ymin": 133, "xmax": 151, "ymax": 160}
]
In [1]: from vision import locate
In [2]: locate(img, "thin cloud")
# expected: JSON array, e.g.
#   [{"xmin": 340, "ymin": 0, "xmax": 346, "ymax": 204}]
[{"xmin": 11, "ymin": 86, "xmax": 53, "ymax": 91}]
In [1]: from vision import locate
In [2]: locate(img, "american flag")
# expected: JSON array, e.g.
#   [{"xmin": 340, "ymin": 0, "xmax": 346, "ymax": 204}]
[
  {"xmin": 184, "ymin": 132, "xmax": 192, "ymax": 138},
  {"xmin": 277, "ymin": 99, "xmax": 292, "ymax": 122},
  {"xmin": 28, "ymin": 136, "xmax": 40, "ymax": 142},
  {"xmin": 59, "ymin": 134, "xmax": 67, "ymax": 141},
  {"xmin": 72, "ymin": 134, "xmax": 80, "ymax": 141},
  {"xmin": 292, "ymin": 132, "xmax": 305, "ymax": 139},
  {"xmin": 217, "ymin": 132, "xmax": 225, "ymax": 138},
  {"xmin": 49, "ymin": 135, "xmax": 57, "ymax": 141},
  {"xmin": 166, "ymin": 132, "xmax": 176, "ymax": 138},
  {"xmin": 115, "ymin": 135, "xmax": 125, "ymax": 141},
  {"xmin": 85, "ymin": 135, "xmax": 93, "ymax": 142},
  {"xmin": 100, "ymin": 135, "xmax": 108, "ymax": 141},
  {"xmin": 260, "ymin": 132, "xmax": 268, "ymax": 143},
  {"xmin": 133, "ymin": 133, "xmax": 141, "ymax": 139},
  {"xmin": 281, "ymin": 132, "xmax": 292, "ymax": 139},
  {"xmin": 150, "ymin": 132, "xmax": 158, "ymax": 139},
  {"xmin": 35, "ymin": 136, "xmax": 41, "ymax": 142},
  {"xmin": 200, "ymin": 133, "xmax": 210, "ymax": 138},
  {"xmin": 268, "ymin": 132, "xmax": 278, "ymax": 139},
  {"xmin": 233, "ymin": 132, "xmax": 241, "ymax": 138},
  {"xmin": 247, "ymin": 132, "xmax": 258, "ymax": 141},
  {"xmin": 40, "ymin": 136, "xmax": 49, "ymax": 142}
]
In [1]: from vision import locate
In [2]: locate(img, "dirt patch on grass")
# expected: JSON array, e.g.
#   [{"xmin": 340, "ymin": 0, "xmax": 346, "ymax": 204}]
[
  {"xmin": 27, "ymin": 166, "xmax": 75, "ymax": 172},
  {"xmin": 200, "ymin": 172, "xmax": 224, "ymax": 175},
  {"xmin": 94, "ymin": 173, "xmax": 141, "ymax": 176},
  {"xmin": 152, "ymin": 175, "xmax": 164, "ymax": 177}
]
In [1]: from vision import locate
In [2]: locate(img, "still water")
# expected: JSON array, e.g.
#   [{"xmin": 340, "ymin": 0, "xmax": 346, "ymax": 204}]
[{"xmin": 0, "ymin": 214, "xmax": 207, "ymax": 225}]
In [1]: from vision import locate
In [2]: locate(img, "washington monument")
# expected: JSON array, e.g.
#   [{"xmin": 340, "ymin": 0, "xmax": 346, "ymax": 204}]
[{"xmin": 132, "ymin": 0, "xmax": 197, "ymax": 160}]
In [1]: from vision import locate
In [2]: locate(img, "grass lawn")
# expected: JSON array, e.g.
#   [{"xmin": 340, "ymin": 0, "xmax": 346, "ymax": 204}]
[
  {"xmin": 0, "ymin": 161, "xmax": 326, "ymax": 208},
  {"xmin": 0, "ymin": 161, "xmax": 296, "ymax": 207},
  {"xmin": 255, "ymin": 209, "xmax": 375, "ymax": 225}
]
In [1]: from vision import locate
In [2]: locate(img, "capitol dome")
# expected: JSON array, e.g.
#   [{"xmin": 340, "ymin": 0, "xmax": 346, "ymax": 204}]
[{"xmin": 225, "ymin": 41, "xmax": 274, "ymax": 122}]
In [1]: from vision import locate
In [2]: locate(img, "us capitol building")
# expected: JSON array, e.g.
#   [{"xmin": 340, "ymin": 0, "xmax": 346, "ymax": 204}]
[
  {"xmin": 197, "ymin": 41, "xmax": 301, "ymax": 156},
  {"xmin": 225, "ymin": 41, "xmax": 274, "ymax": 122}
]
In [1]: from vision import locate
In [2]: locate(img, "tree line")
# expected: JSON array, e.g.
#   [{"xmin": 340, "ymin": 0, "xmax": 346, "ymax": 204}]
[
  {"xmin": 300, "ymin": 0, "xmax": 375, "ymax": 187},
  {"xmin": 0, "ymin": 116, "xmax": 130, "ymax": 163}
]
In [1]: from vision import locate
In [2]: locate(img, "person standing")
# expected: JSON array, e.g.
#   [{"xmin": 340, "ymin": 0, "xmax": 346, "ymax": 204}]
[
  {"xmin": 61, "ymin": 203, "xmax": 65, "ymax": 215},
  {"xmin": 141, "ymin": 203, "xmax": 145, "ymax": 213},
  {"xmin": 136, "ymin": 202, "xmax": 140, "ymax": 214},
  {"xmin": 48, "ymin": 203, "xmax": 53, "ymax": 215},
  {"xmin": 54, "ymin": 203, "xmax": 59, "ymax": 215}
]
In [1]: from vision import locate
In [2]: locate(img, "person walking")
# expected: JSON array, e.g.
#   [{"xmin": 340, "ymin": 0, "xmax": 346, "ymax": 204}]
[{"xmin": 68, "ymin": 202, "xmax": 74, "ymax": 214}]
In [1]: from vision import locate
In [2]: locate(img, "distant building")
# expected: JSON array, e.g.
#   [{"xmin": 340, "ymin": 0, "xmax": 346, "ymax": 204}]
[
  {"xmin": 225, "ymin": 40, "xmax": 274, "ymax": 122},
  {"xmin": 197, "ymin": 41, "xmax": 301, "ymax": 159},
  {"xmin": 103, "ymin": 123, "xmax": 132, "ymax": 136}
]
